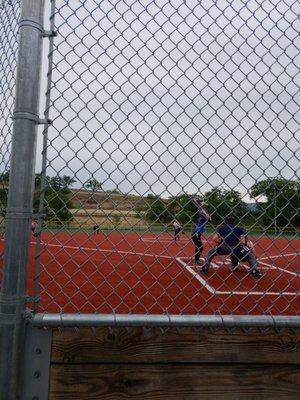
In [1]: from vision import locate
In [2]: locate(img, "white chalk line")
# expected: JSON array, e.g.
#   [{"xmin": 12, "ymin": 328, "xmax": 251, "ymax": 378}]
[
  {"xmin": 176, "ymin": 257, "xmax": 216, "ymax": 294},
  {"xmin": 258, "ymin": 261, "xmax": 299, "ymax": 277},
  {"xmin": 180, "ymin": 253, "xmax": 299, "ymax": 277},
  {"xmin": 176, "ymin": 257, "xmax": 299, "ymax": 297},
  {"xmin": 31, "ymin": 241, "xmax": 299, "ymax": 296},
  {"xmin": 260, "ymin": 253, "xmax": 299, "ymax": 260},
  {"xmin": 203, "ymin": 258, "xmax": 299, "ymax": 277},
  {"xmin": 31, "ymin": 241, "xmax": 174, "ymax": 260},
  {"xmin": 140, "ymin": 237, "xmax": 209, "ymax": 243}
]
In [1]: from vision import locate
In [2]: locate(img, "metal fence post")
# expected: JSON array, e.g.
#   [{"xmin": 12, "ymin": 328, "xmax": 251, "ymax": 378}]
[{"xmin": 0, "ymin": 1, "xmax": 45, "ymax": 399}]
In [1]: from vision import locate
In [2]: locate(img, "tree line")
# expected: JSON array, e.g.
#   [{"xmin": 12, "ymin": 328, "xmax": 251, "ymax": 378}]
[
  {"xmin": 0, "ymin": 173, "xmax": 75, "ymax": 222},
  {"xmin": 146, "ymin": 178, "xmax": 299, "ymax": 229},
  {"xmin": 0, "ymin": 172, "xmax": 117, "ymax": 223},
  {"xmin": 0, "ymin": 172, "xmax": 299, "ymax": 228}
]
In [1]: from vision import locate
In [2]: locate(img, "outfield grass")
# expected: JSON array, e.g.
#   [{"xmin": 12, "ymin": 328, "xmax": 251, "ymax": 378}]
[{"xmin": 33, "ymin": 224, "xmax": 299, "ymax": 239}]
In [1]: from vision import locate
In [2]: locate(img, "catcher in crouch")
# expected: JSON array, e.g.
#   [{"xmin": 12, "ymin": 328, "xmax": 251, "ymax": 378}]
[{"xmin": 201, "ymin": 215, "xmax": 261, "ymax": 279}]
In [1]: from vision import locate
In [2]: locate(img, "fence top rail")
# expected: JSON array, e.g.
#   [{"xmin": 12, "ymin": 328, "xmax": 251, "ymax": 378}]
[{"xmin": 30, "ymin": 313, "xmax": 300, "ymax": 328}]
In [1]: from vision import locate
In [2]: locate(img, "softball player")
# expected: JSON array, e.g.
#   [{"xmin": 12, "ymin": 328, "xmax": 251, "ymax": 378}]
[
  {"xmin": 201, "ymin": 215, "xmax": 261, "ymax": 278},
  {"xmin": 191, "ymin": 196, "xmax": 211, "ymax": 265}
]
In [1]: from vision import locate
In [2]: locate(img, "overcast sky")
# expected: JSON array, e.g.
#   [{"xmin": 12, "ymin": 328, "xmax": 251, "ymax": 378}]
[{"xmin": 3, "ymin": 0, "xmax": 300, "ymax": 201}]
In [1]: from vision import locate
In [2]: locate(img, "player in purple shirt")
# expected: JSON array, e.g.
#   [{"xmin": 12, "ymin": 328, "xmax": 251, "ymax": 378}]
[{"xmin": 201, "ymin": 215, "xmax": 261, "ymax": 278}]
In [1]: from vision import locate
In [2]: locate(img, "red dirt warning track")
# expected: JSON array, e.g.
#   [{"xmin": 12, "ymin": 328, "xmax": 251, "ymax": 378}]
[{"xmin": 1, "ymin": 231, "xmax": 299, "ymax": 315}]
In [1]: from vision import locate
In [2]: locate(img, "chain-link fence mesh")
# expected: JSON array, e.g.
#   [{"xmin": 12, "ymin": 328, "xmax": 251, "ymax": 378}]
[
  {"xmin": 1, "ymin": 0, "xmax": 299, "ymax": 316},
  {"xmin": 0, "ymin": 0, "xmax": 20, "ymax": 283}
]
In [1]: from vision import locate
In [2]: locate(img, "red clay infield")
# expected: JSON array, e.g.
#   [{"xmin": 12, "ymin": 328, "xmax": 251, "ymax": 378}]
[{"xmin": 0, "ymin": 231, "xmax": 299, "ymax": 315}]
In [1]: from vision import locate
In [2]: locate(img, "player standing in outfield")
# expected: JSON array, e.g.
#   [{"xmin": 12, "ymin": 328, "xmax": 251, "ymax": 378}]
[
  {"xmin": 93, "ymin": 224, "xmax": 100, "ymax": 235},
  {"xmin": 201, "ymin": 215, "xmax": 261, "ymax": 278},
  {"xmin": 191, "ymin": 196, "xmax": 211, "ymax": 265},
  {"xmin": 173, "ymin": 219, "xmax": 182, "ymax": 241}
]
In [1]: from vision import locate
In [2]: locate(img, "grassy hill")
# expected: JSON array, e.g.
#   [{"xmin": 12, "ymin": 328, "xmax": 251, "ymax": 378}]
[
  {"xmin": 70, "ymin": 189, "xmax": 151, "ymax": 211},
  {"xmin": 68, "ymin": 189, "xmax": 155, "ymax": 229}
]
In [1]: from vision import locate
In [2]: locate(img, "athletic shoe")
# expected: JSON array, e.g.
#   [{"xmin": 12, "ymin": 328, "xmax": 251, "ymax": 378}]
[
  {"xmin": 200, "ymin": 265, "xmax": 209, "ymax": 274},
  {"xmin": 250, "ymin": 269, "xmax": 261, "ymax": 279}
]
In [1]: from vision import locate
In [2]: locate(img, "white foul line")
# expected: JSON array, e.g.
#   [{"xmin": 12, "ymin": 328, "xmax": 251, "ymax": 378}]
[
  {"xmin": 176, "ymin": 257, "xmax": 299, "ymax": 297},
  {"xmin": 31, "ymin": 241, "xmax": 299, "ymax": 296},
  {"xmin": 32, "ymin": 241, "xmax": 174, "ymax": 260},
  {"xmin": 140, "ymin": 237, "xmax": 208, "ymax": 243},
  {"xmin": 211, "ymin": 258, "xmax": 299, "ymax": 277},
  {"xmin": 175, "ymin": 257, "xmax": 216, "ymax": 294},
  {"xmin": 260, "ymin": 253, "xmax": 299, "ymax": 260},
  {"xmin": 258, "ymin": 260, "xmax": 299, "ymax": 277}
]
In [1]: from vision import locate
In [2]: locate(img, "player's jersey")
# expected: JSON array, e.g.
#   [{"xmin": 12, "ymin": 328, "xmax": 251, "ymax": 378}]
[
  {"xmin": 194, "ymin": 212, "xmax": 209, "ymax": 234},
  {"xmin": 173, "ymin": 221, "xmax": 181, "ymax": 229},
  {"xmin": 218, "ymin": 224, "xmax": 246, "ymax": 246},
  {"xmin": 31, "ymin": 221, "xmax": 38, "ymax": 233}
]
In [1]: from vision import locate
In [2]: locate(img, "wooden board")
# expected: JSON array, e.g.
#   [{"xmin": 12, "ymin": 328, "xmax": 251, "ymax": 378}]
[
  {"xmin": 51, "ymin": 327, "xmax": 300, "ymax": 364},
  {"xmin": 49, "ymin": 363, "xmax": 300, "ymax": 400}
]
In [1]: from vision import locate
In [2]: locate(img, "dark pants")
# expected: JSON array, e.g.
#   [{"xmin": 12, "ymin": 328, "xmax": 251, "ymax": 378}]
[
  {"xmin": 93, "ymin": 225, "xmax": 100, "ymax": 235},
  {"xmin": 204, "ymin": 244, "xmax": 257, "ymax": 271},
  {"xmin": 192, "ymin": 232, "xmax": 203, "ymax": 263},
  {"xmin": 174, "ymin": 227, "xmax": 182, "ymax": 240}
]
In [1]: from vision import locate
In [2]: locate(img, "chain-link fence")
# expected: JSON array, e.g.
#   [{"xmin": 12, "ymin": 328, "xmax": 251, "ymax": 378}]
[
  {"xmin": 0, "ymin": 0, "xmax": 20, "ymax": 282},
  {"xmin": 1, "ymin": 0, "xmax": 300, "ymax": 318}
]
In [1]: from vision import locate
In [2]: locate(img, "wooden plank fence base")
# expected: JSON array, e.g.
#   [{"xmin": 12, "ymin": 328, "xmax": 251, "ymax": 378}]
[
  {"xmin": 49, "ymin": 364, "xmax": 300, "ymax": 400},
  {"xmin": 49, "ymin": 327, "xmax": 300, "ymax": 399}
]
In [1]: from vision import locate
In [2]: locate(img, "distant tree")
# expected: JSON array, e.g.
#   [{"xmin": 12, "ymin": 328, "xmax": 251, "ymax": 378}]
[
  {"xmin": 0, "ymin": 170, "xmax": 10, "ymax": 185},
  {"xmin": 48, "ymin": 175, "xmax": 76, "ymax": 190},
  {"xmin": 112, "ymin": 214, "xmax": 121, "ymax": 227},
  {"xmin": 147, "ymin": 193, "xmax": 156, "ymax": 199},
  {"xmin": 146, "ymin": 196, "xmax": 164, "ymax": 222},
  {"xmin": 43, "ymin": 190, "xmax": 73, "ymax": 223},
  {"xmin": 35, "ymin": 174, "xmax": 75, "ymax": 190},
  {"xmin": 0, "ymin": 171, "xmax": 74, "ymax": 223},
  {"xmin": 0, "ymin": 188, "xmax": 8, "ymax": 216},
  {"xmin": 250, "ymin": 178, "xmax": 300, "ymax": 227},
  {"xmin": 203, "ymin": 188, "xmax": 247, "ymax": 225},
  {"xmin": 61, "ymin": 175, "xmax": 76, "ymax": 188},
  {"xmin": 0, "ymin": 171, "xmax": 9, "ymax": 215},
  {"xmin": 174, "ymin": 194, "xmax": 196, "ymax": 224},
  {"xmin": 146, "ymin": 195, "xmax": 172, "ymax": 223},
  {"xmin": 85, "ymin": 178, "xmax": 102, "ymax": 192},
  {"xmin": 48, "ymin": 176, "xmax": 62, "ymax": 190},
  {"xmin": 146, "ymin": 190, "xmax": 248, "ymax": 226},
  {"xmin": 34, "ymin": 173, "xmax": 42, "ymax": 188},
  {"xmin": 107, "ymin": 188, "xmax": 121, "ymax": 194},
  {"xmin": 33, "ymin": 174, "xmax": 75, "ymax": 224}
]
